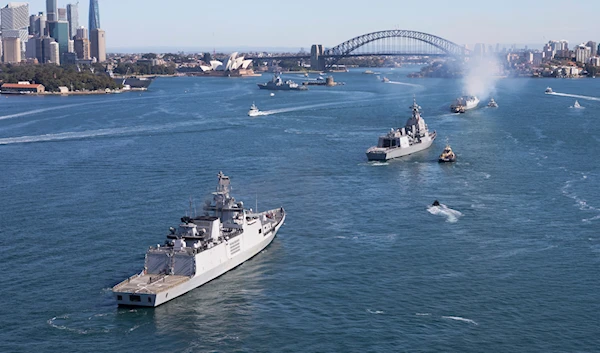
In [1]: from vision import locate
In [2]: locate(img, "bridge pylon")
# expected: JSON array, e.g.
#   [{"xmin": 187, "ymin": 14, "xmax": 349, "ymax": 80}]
[{"xmin": 311, "ymin": 44, "xmax": 325, "ymax": 71}]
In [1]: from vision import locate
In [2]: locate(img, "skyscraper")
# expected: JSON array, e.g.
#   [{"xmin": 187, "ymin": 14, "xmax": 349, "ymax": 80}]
[
  {"xmin": 58, "ymin": 8, "xmax": 67, "ymax": 21},
  {"xmin": 1, "ymin": 3, "xmax": 30, "ymax": 57},
  {"xmin": 89, "ymin": 0, "xmax": 100, "ymax": 32},
  {"xmin": 47, "ymin": 0, "xmax": 57, "ymax": 22},
  {"xmin": 90, "ymin": 28, "xmax": 106, "ymax": 62},
  {"xmin": 66, "ymin": 3, "xmax": 79, "ymax": 39}
]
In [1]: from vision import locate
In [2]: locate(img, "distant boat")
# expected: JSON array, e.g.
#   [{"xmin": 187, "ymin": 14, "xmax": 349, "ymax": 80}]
[
  {"xmin": 487, "ymin": 98, "xmax": 498, "ymax": 108},
  {"xmin": 248, "ymin": 103, "xmax": 260, "ymax": 117},
  {"xmin": 382, "ymin": 77, "xmax": 390, "ymax": 83},
  {"xmin": 570, "ymin": 100, "xmax": 584, "ymax": 109},
  {"xmin": 270, "ymin": 93, "xmax": 275, "ymax": 97},
  {"xmin": 545, "ymin": 87, "xmax": 553, "ymax": 94}
]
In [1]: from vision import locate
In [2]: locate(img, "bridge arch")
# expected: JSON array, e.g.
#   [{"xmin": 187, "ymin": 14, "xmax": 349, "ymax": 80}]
[{"xmin": 320, "ymin": 30, "xmax": 469, "ymax": 68}]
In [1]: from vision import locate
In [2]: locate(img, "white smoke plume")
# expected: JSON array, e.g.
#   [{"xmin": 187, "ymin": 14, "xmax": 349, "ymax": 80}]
[{"xmin": 461, "ymin": 55, "xmax": 503, "ymax": 99}]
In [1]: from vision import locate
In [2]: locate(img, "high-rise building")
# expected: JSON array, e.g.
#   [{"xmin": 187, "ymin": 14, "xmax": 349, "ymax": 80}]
[
  {"xmin": 76, "ymin": 26, "xmax": 88, "ymax": 39},
  {"xmin": 586, "ymin": 41, "xmax": 597, "ymax": 57},
  {"xmin": 58, "ymin": 8, "xmax": 67, "ymax": 21},
  {"xmin": 89, "ymin": 0, "xmax": 100, "ymax": 32},
  {"xmin": 46, "ymin": 0, "xmax": 57, "ymax": 22},
  {"xmin": 49, "ymin": 41, "xmax": 60, "ymax": 64},
  {"xmin": 90, "ymin": 28, "xmax": 106, "ymax": 62},
  {"xmin": 2, "ymin": 37, "xmax": 21, "ymax": 63},
  {"xmin": 74, "ymin": 27, "xmax": 90, "ymax": 60},
  {"xmin": 29, "ymin": 12, "xmax": 46, "ymax": 36},
  {"xmin": 575, "ymin": 44, "xmax": 591, "ymax": 64},
  {"xmin": 48, "ymin": 21, "xmax": 70, "ymax": 56},
  {"xmin": 66, "ymin": 3, "xmax": 79, "ymax": 39},
  {"xmin": 1, "ymin": 3, "xmax": 30, "ymax": 57}
]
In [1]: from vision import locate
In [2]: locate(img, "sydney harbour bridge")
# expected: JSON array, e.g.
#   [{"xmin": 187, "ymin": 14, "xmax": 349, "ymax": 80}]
[{"xmin": 248, "ymin": 30, "xmax": 470, "ymax": 70}]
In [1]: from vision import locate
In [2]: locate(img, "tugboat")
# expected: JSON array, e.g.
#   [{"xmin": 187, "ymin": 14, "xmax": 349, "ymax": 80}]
[
  {"xmin": 438, "ymin": 144, "xmax": 456, "ymax": 163},
  {"xmin": 257, "ymin": 74, "xmax": 308, "ymax": 90},
  {"xmin": 450, "ymin": 96, "xmax": 479, "ymax": 113},
  {"xmin": 248, "ymin": 103, "xmax": 260, "ymax": 117},
  {"xmin": 487, "ymin": 98, "xmax": 498, "ymax": 108},
  {"xmin": 545, "ymin": 87, "xmax": 553, "ymax": 94},
  {"xmin": 366, "ymin": 98, "xmax": 437, "ymax": 161},
  {"xmin": 112, "ymin": 172, "xmax": 286, "ymax": 307}
]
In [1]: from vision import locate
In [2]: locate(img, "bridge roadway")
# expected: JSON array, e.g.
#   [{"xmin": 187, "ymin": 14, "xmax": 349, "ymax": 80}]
[{"xmin": 246, "ymin": 53, "xmax": 448, "ymax": 61}]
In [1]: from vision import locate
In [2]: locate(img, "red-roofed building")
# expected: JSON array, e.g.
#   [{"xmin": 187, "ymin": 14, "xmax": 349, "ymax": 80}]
[{"xmin": 1, "ymin": 82, "xmax": 45, "ymax": 94}]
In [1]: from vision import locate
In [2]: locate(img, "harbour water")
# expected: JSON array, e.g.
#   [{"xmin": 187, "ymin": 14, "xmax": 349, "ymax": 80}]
[{"xmin": 1, "ymin": 68, "xmax": 599, "ymax": 352}]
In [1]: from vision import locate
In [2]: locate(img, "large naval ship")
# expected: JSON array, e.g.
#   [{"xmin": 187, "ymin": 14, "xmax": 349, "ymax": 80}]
[
  {"xmin": 112, "ymin": 172, "xmax": 286, "ymax": 307},
  {"xmin": 366, "ymin": 98, "xmax": 437, "ymax": 161},
  {"xmin": 450, "ymin": 95, "xmax": 479, "ymax": 113},
  {"xmin": 257, "ymin": 74, "xmax": 307, "ymax": 90}
]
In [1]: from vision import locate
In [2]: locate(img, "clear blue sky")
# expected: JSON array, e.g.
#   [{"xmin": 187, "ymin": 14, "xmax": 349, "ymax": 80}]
[{"xmin": 20, "ymin": 0, "xmax": 600, "ymax": 52}]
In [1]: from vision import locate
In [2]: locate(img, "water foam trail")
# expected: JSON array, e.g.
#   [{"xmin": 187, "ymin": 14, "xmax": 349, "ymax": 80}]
[
  {"xmin": 442, "ymin": 316, "xmax": 478, "ymax": 325},
  {"xmin": 549, "ymin": 92, "xmax": 600, "ymax": 102},
  {"xmin": 386, "ymin": 80, "xmax": 423, "ymax": 88},
  {"xmin": 427, "ymin": 204, "xmax": 463, "ymax": 223},
  {"xmin": 0, "ymin": 120, "xmax": 206, "ymax": 145},
  {"xmin": 561, "ymin": 173, "xmax": 600, "ymax": 222},
  {"xmin": 0, "ymin": 103, "xmax": 90, "ymax": 120},
  {"xmin": 366, "ymin": 309, "xmax": 385, "ymax": 314}
]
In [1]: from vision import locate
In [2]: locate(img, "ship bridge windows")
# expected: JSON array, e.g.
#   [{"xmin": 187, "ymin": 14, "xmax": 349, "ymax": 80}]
[{"xmin": 380, "ymin": 138, "xmax": 398, "ymax": 148}]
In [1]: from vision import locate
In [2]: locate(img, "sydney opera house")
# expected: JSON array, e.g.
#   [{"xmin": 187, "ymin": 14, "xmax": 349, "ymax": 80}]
[{"xmin": 199, "ymin": 52, "xmax": 256, "ymax": 76}]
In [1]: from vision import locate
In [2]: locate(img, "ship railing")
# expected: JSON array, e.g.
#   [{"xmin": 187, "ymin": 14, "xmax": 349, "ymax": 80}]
[{"xmin": 113, "ymin": 272, "xmax": 143, "ymax": 290}]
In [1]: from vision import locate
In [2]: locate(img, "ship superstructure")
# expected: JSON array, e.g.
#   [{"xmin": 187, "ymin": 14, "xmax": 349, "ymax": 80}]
[{"xmin": 112, "ymin": 172, "xmax": 285, "ymax": 307}]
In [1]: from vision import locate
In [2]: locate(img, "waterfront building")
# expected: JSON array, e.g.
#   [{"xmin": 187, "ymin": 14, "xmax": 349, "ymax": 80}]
[
  {"xmin": 90, "ymin": 28, "xmax": 106, "ymax": 62},
  {"xmin": 89, "ymin": 0, "xmax": 100, "ymax": 32},
  {"xmin": 598, "ymin": 44, "xmax": 600, "ymax": 56},
  {"xmin": 46, "ymin": 0, "xmax": 57, "ymax": 22},
  {"xmin": 49, "ymin": 41, "xmax": 60, "ymax": 64},
  {"xmin": 29, "ymin": 12, "xmax": 46, "ymax": 36},
  {"xmin": 1, "ymin": 82, "xmax": 45, "ymax": 94},
  {"xmin": 2, "ymin": 37, "xmax": 21, "ymax": 63},
  {"xmin": 590, "ymin": 56, "xmax": 600, "ymax": 67},
  {"xmin": 48, "ymin": 21, "xmax": 70, "ymax": 56},
  {"xmin": 58, "ymin": 8, "xmax": 67, "ymax": 21},
  {"xmin": 575, "ymin": 44, "xmax": 591, "ymax": 64},
  {"xmin": 1, "ymin": 3, "xmax": 30, "ymax": 56},
  {"xmin": 66, "ymin": 3, "xmax": 79, "ymax": 39}
]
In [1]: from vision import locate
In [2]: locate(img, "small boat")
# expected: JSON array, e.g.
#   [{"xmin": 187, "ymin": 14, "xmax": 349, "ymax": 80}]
[
  {"xmin": 438, "ymin": 144, "xmax": 456, "ymax": 163},
  {"xmin": 382, "ymin": 77, "xmax": 390, "ymax": 83},
  {"xmin": 487, "ymin": 98, "xmax": 498, "ymax": 108},
  {"xmin": 571, "ymin": 100, "xmax": 583, "ymax": 109},
  {"xmin": 270, "ymin": 93, "xmax": 275, "ymax": 97},
  {"xmin": 248, "ymin": 103, "xmax": 260, "ymax": 117},
  {"xmin": 545, "ymin": 87, "xmax": 553, "ymax": 94},
  {"xmin": 304, "ymin": 72, "xmax": 309, "ymax": 77}
]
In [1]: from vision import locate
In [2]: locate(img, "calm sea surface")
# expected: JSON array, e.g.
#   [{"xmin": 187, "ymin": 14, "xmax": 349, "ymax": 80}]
[{"xmin": 1, "ymin": 68, "xmax": 599, "ymax": 352}]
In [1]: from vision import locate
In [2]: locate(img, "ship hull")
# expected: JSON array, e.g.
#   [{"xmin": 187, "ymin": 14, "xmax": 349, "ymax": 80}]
[
  {"xmin": 113, "ymin": 210, "xmax": 285, "ymax": 307},
  {"xmin": 366, "ymin": 133, "xmax": 436, "ymax": 161}
]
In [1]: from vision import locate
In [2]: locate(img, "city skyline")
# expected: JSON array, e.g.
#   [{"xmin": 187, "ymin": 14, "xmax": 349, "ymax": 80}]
[{"xmin": 10, "ymin": 0, "xmax": 600, "ymax": 52}]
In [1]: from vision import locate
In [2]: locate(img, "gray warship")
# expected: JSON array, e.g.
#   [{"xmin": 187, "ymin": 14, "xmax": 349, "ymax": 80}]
[
  {"xmin": 366, "ymin": 98, "xmax": 437, "ymax": 161},
  {"xmin": 257, "ymin": 74, "xmax": 307, "ymax": 90},
  {"xmin": 112, "ymin": 172, "xmax": 286, "ymax": 307}
]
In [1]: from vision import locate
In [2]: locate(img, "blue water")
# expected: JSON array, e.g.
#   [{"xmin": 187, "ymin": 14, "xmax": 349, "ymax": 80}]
[{"xmin": 1, "ymin": 68, "xmax": 599, "ymax": 352}]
